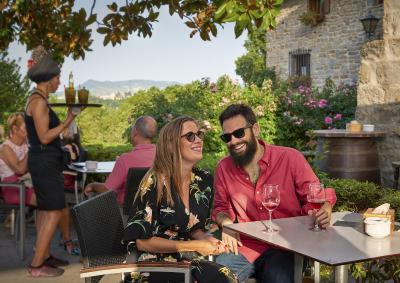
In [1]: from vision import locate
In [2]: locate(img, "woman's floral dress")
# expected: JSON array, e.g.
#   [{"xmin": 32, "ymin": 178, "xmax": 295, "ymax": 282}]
[{"xmin": 123, "ymin": 168, "xmax": 237, "ymax": 283}]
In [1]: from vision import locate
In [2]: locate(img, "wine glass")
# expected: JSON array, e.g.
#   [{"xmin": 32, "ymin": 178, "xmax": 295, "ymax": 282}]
[
  {"xmin": 261, "ymin": 184, "xmax": 280, "ymax": 233},
  {"xmin": 307, "ymin": 183, "xmax": 326, "ymax": 232}
]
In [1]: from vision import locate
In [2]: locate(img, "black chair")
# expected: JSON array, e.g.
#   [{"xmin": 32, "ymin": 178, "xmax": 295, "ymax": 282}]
[
  {"xmin": 123, "ymin": 167, "xmax": 149, "ymax": 217},
  {"xmin": 71, "ymin": 190, "xmax": 191, "ymax": 283}
]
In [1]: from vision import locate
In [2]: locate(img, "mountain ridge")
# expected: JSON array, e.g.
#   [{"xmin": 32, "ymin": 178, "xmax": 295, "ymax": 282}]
[{"xmin": 56, "ymin": 78, "xmax": 181, "ymax": 99}]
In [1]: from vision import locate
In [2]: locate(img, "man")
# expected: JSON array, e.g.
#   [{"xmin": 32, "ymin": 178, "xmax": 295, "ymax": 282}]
[
  {"xmin": 84, "ymin": 116, "xmax": 157, "ymax": 205},
  {"xmin": 213, "ymin": 104, "xmax": 336, "ymax": 283}
]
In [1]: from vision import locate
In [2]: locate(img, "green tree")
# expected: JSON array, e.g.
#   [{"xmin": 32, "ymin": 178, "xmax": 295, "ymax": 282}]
[
  {"xmin": 0, "ymin": 52, "xmax": 30, "ymax": 124},
  {"xmin": 0, "ymin": 0, "xmax": 283, "ymax": 61},
  {"xmin": 235, "ymin": 27, "xmax": 275, "ymax": 87}
]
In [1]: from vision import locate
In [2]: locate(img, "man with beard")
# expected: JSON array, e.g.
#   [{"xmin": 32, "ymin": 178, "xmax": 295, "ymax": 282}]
[{"xmin": 213, "ymin": 104, "xmax": 337, "ymax": 283}]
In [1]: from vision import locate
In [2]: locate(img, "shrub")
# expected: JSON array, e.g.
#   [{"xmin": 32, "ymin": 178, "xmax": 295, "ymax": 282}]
[{"xmin": 274, "ymin": 78, "xmax": 357, "ymax": 149}]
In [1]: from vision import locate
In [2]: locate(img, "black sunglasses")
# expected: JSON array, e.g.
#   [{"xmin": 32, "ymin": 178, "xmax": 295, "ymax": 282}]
[
  {"xmin": 181, "ymin": 130, "xmax": 205, "ymax": 142},
  {"xmin": 220, "ymin": 125, "xmax": 253, "ymax": 143}
]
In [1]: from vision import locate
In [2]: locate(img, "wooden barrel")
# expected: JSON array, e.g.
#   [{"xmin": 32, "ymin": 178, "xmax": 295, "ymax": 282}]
[{"xmin": 313, "ymin": 130, "xmax": 385, "ymax": 184}]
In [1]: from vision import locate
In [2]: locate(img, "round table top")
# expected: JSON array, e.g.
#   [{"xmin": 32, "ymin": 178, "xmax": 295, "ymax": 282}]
[{"xmin": 313, "ymin": 129, "xmax": 386, "ymax": 138}]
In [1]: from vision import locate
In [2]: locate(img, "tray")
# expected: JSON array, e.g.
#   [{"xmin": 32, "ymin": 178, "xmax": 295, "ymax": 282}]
[{"xmin": 49, "ymin": 103, "xmax": 102, "ymax": 107}]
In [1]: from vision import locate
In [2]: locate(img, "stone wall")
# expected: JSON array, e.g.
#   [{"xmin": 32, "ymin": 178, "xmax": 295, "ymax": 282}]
[
  {"xmin": 356, "ymin": 0, "xmax": 400, "ymax": 187},
  {"xmin": 266, "ymin": 0, "xmax": 383, "ymax": 87}
]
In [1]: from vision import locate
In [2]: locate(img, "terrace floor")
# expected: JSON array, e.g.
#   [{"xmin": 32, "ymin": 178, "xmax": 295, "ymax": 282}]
[{"xmin": 0, "ymin": 216, "xmax": 120, "ymax": 283}]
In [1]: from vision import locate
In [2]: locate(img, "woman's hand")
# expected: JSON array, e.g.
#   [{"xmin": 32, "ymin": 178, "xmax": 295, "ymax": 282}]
[
  {"xmin": 193, "ymin": 239, "xmax": 223, "ymax": 256},
  {"xmin": 221, "ymin": 228, "xmax": 243, "ymax": 255},
  {"xmin": 66, "ymin": 107, "xmax": 77, "ymax": 122}
]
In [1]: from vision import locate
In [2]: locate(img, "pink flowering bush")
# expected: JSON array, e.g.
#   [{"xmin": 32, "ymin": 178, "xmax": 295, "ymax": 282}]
[{"xmin": 274, "ymin": 78, "xmax": 357, "ymax": 149}]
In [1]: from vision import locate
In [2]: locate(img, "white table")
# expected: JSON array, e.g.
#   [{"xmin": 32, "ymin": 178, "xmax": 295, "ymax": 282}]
[
  {"xmin": 67, "ymin": 161, "xmax": 115, "ymax": 203},
  {"xmin": 225, "ymin": 212, "xmax": 400, "ymax": 283}
]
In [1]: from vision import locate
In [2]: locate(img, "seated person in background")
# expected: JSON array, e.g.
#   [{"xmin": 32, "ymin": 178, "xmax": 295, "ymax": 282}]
[
  {"xmin": 0, "ymin": 112, "xmax": 35, "ymax": 206},
  {"xmin": 123, "ymin": 116, "xmax": 237, "ymax": 283},
  {"xmin": 61, "ymin": 123, "xmax": 81, "ymax": 190},
  {"xmin": 61, "ymin": 122, "xmax": 80, "ymax": 162},
  {"xmin": 213, "ymin": 104, "xmax": 337, "ymax": 283},
  {"xmin": 84, "ymin": 116, "xmax": 157, "ymax": 205},
  {"xmin": 0, "ymin": 112, "xmax": 79, "ymax": 255}
]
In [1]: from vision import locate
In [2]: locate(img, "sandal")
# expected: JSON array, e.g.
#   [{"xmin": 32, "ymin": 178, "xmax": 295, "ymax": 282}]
[{"xmin": 62, "ymin": 239, "xmax": 81, "ymax": 256}]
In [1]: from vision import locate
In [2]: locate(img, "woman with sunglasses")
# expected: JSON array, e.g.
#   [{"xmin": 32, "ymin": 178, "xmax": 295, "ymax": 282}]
[{"xmin": 124, "ymin": 116, "xmax": 237, "ymax": 283}]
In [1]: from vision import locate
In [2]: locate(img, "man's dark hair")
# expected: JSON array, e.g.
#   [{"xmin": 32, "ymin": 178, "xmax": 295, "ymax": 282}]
[{"xmin": 219, "ymin": 104, "xmax": 257, "ymax": 126}]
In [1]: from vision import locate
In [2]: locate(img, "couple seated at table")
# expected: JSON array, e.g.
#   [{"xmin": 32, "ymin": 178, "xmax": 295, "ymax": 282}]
[
  {"xmin": 0, "ymin": 112, "xmax": 80, "ymax": 255},
  {"xmin": 122, "ymin": 104, "xmax": 337, "ymax": 283}
]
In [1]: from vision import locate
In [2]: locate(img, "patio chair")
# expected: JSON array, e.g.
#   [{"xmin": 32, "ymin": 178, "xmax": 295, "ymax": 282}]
[
  {"xmin": 0, "ymin": 179, "xmax": 27, "ymax": 259},
  {"xmin": 71, "ymin": 190, "xmax": 191, "ymax": 283},
  {"xmin": 122, "ymin": 167, "xmax": 149, "ymax": 217}
]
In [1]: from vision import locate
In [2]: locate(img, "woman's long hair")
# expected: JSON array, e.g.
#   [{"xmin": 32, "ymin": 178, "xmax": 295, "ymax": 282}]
[{"xmin": 139, "ymin": 116, "xmax": 197, "ymax": 206}]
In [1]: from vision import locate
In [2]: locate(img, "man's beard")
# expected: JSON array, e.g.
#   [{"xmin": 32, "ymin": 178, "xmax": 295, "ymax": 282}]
[{"xmin": 228, "ymin": 131, "xmax": 257, "ymax": 167}]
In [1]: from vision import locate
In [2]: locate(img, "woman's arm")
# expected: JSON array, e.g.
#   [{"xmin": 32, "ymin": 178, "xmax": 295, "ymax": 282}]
[
  {"xmin": 1, "ymin": 144, "xmax": 27, "ymax": 174},
  {"xmin": 136, "ymin": 236, "xmax": 219, "ymax": 256},
  {"xmin": 30, "ymin": 98, "xmax": 75, "ymax": 145}
]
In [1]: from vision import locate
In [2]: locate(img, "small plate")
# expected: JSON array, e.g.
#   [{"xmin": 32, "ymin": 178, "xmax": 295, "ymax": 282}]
[{"xmin": 72, "ymin": 162, "xmax": 85, "ymax": 168}]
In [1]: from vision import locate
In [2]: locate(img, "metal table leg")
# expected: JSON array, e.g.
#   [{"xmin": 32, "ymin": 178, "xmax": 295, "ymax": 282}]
[
  {"xmin": 314, "ymin": 261, "xmax": 320, "ymax": 283},
  {"xmin": 19, "ymin": 184, "xmax": 26, "ymax": 260},
  {"xmin": 335, "ymin": 265, "xmax": 348, "ymax": 283},
  {"xmin": 294, "ymin": 254, "xmax": 304, "ymax": 283}
]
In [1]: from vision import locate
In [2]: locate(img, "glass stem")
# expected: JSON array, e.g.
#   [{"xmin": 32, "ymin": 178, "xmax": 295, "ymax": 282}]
[{"xmin": 269, "ymin": 210, "xmax": 272, "ymax": 231}]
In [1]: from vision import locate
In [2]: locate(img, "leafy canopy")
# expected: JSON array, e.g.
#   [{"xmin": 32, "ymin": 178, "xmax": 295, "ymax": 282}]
[
  {"xmin": 0, "ymin": 51, "xmax": 29, "ymax": 125},
  {"xmin": 235, "ymin": 27, "xmax": 276, "ymax": 87},
  {"xmin": 0, "ymin": 0, "xmax": 282, "ymax": 61}
]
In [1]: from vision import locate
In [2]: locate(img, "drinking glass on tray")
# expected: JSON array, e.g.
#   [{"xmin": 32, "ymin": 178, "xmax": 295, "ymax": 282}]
[
  {"xmin": 307, "ymin": 183, "xmax": 326, "ymax": 232},
  {"xmin": 261, "ymin": 184, "xmax": 280, "ymax": 233}
]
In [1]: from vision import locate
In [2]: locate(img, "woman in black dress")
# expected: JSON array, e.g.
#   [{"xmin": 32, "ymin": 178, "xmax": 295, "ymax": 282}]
[
  {"xmin": 25, "ymin": 47, "xmax": 79, "ymax": 277},
  {"xmin": 124, "ymin": 116, "xmax": 238, "ymax": 283}
]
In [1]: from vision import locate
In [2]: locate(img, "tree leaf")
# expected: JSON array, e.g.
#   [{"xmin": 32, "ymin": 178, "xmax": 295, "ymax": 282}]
[
  {"xmin": 214, "ymin": 2, "xmax": 228, "ymax": 20},
  {"xmin": 185, "ymin": 21, "xmax": 196, "ymax": 29},
  {"xmin": 97, "ymin": 27, "xmax": 109, "ymax": 34},
  {"xmin": 107, "ymin": 2, "xmax": 118, "ymax": 12},
  {"xmin": 234, "ymin": 22, "xmax": 245, "ymax": 38}
]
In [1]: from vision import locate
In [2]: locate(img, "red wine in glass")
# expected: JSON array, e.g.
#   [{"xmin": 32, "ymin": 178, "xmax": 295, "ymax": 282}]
[
  {"xmin": 263, "ymin": 200, "xmax": 279, "ymax": 210},
  {"xmin": 307, "ymin": 183, "xmax": 326, "ymax": 231},
  {"xmin": 262, "ymin": 184, "xmax": 280, "ymax": 233}
]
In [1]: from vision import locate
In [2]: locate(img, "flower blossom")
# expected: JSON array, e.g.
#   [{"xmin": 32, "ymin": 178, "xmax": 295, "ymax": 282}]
[
  {"xmin": 324, "ymin": 116, "xmax": 333, "ymax": 124},
  {"xmin": 203, "ymin": 120, "xmax": 212, "ymax": 130},
  {"xmin": 318, "ymin": 99, "xmax": 328, "ymax": 108},
  {"xmin": 334, "ymin": 113, "xmax": 342, "ymax": 120}
]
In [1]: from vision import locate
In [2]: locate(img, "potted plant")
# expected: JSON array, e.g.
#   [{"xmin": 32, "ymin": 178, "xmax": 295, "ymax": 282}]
[{"xmin": 299, "ymin": 10, "xmax": 324, "ymax": 26}]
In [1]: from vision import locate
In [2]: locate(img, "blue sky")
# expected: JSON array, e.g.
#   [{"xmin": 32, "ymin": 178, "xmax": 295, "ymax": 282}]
[{"xmin": 8, "ymin": 2, "xmax": 246, "ymax": 89}]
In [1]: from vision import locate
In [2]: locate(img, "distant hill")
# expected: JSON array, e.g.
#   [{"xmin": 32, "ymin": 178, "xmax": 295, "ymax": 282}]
[{"xmin": 56, "ymin": 79, "xmax": 180, "ymax": 99}]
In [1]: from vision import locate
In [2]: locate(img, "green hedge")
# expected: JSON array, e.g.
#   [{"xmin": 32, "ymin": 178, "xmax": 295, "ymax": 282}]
[{"xmin": 85, "ymin": 143, "xmax": 131, "ymax": 161}]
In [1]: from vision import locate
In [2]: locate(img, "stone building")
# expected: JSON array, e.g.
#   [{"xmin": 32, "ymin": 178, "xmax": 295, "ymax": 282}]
[
  {"xmin": 356, "ymin": 0, "xmax": 400, "ymax": 187},
  {"xmin": 266, "ymin": 0, "xmax": 384, "ymax": 87}
]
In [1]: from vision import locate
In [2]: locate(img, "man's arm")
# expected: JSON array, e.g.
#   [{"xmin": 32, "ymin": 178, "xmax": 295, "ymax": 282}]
[
  {"xmin": 84, "ymin": 182, "xmax": 108, "ymax": 195},
  {"xmin": 292, "ymin": 150, "xmax": 336, "ymax": 227},
  {"xmin": 213, "ymin": 164, "xmax": 242, "ymax": 254}
]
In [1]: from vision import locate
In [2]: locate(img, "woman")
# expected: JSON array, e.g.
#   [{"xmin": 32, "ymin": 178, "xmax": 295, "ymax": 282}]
[
  {"xmin": 0, "ymin": 113, "xmax": 35, "ymax": 206},
  {"xmin": 25, "ymin": 46, "xmax": 79, "ymax": 277},
  {"xmin": 0, "ymin": 112, "xmax": 79, "ymax": 256},
  {"xmin": 123, "ymin": 116, "xmax": 237, "ymax": 283}
]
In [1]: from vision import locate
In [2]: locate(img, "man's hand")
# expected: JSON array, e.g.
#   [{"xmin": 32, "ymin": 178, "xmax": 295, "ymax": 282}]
[
  {"xmin": 315, "ymin": 202, "xmax": 332, "ymax": 228},
  {"xmin": 84, "ymin": 183, "xmax": 94, "ymax": 196},
  {"xmin": 221, "ymin": 227, "xmax": 243, "ymax": 255}
]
